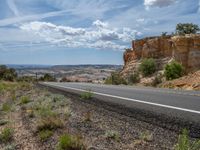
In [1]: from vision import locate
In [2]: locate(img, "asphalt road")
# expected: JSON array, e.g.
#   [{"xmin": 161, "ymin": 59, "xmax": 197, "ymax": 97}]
[{"xmin": 41, "ymin": 82, "xmax": 200, "ymax": 125}]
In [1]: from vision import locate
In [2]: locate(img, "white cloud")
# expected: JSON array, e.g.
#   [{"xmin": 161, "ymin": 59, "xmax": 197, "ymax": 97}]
[
  {"xmin": 0, "ymin": 10, "xmax": 69, "ymax": 27},
  {"xmin": 20, "ymin": 20, "xmax": 140, "ymax": 50},
  {"xmin": 144, "ymin": 0, "xmax": 177, "ymax": 8},
  {"xmin": 136, "ymin": 18, "xmax": 145, "ymax": 23},
  {"xmin": 7, "ymin": 0, "xmax": 20, "ymax": 16},
  {"xmin": 93, "ymin": 20, "xmax": 108, "ymax": 28}
]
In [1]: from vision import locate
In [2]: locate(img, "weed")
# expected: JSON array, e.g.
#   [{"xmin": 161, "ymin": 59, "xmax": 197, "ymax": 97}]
[
  {"xmin": 63, "ymin": 108, "xmax": 71, "ymax": 120},
  {"xmin": 139, "ymin": 58, "xmax": 156, "ymax": 77},
  {"xmin": 1, "ymin": 102, "xmax": 12, "ymax": 112},
  {"xmin": 139, "ymin": 131, "xmax": 153, "ymax": 142},
  {"xmin": 0, "ymin": 120, "xmax": 9, "ymax": 126},
  {"xmin": 128, "ymin": 72, "xmax": 140, "ymax": 84},
  {"xmin": 37, "ymin": 116, "xmax": 64, "ymax": 131},
  {"xmin": 0, "ymin": 127, "xmax": 14, "ymax": 143},
  {"xmin": 38, "ymin": 129, "xmax": 53, "ymax": 141},
  {"xmin": 57, "ymin": 134, "xmax": 86, "ymax": 150},
  {"xmin": 105, "ymin": 130, "xmax": 120, "ymax": 141},
  {"xmin": 20, "ymin": 96, "xmax": 30, "ymax": 104},
  {"xmin": 26, "ymin": 109, "xmax": 35, "ymax": 118},
  {"xmin": 4, "ymin": 143, "xmax": 16, "ymax": 150},
  {"xmin": 175, "ymin": 129, "xmax": 200, "ymax": 150},
  {"xmin": 83, "ymin": 111, "xmax": 92, "ymax": 122},
  {"xmin": 37, "ymin": 105, "xmax": 55, "ymax": 118},
  {"xmin": 80, "ymin": 90, "xmax": 93, "ymax": 100},
  {"xmin": 10, "ymin": 89, "xmax": 16, "ymax": 101}
]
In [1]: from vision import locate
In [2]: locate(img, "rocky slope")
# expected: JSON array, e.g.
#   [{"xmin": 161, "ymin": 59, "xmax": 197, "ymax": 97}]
[
  {"xmin": 121, "ymin": 34, "xmax": 200, "ymax": 78},
  {"xmin": 161, "ymin": 70, "xmax": 200, "ymax": 90}
]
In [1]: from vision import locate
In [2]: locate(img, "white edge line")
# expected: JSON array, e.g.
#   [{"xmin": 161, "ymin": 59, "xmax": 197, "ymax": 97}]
[{"xmin": 43, "ymin": 83, "xmax": 200, "ymax": 115}]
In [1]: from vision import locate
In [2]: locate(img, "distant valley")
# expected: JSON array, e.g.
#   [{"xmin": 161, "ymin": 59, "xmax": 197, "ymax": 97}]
[{"xmin": 9, "ymin": 64, "xmax": 122, "ymax": 83}]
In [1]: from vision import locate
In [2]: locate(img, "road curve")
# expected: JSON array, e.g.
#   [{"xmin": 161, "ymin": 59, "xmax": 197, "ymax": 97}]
[{"xmin": 40, "ymin": 82, "xmax": 200, "ymax": 125}]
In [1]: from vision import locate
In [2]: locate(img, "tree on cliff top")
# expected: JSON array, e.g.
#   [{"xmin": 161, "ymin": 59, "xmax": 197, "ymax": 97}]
[{"xmin": 176, "ymin": 23, "xmax": 200, "ymax": 35}]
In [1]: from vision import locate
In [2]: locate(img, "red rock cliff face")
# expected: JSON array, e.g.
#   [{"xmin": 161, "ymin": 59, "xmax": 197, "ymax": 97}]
[{"xmin": 122, "ymin": 34, "xmax": 200, "ymax": 76}]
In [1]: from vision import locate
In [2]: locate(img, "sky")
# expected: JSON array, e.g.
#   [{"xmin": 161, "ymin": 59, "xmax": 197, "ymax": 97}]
[{"xmin": 0, "ymin": 0, "xmax": 200, "ymax": 65}]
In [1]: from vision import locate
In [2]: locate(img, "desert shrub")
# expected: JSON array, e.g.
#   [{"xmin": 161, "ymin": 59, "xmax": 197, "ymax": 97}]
[
  {"xmin": 36, "ymin": 106, "xmax": 63, "ymax": 131},
  {"xmin": 83, "ymin": 111, "xmax": 92, "ymax": 122},
  {"xmin": 60, "ymin": 77, "xmax": 71, "ymax": 82},
  {"xmin": 18, "ymin": 82, "xmax": 33, "ymax": 91},
  {"xmin": 0, "ymin": 127, "xmax": 14, "ymax": 143},
  {"xmin": 175, "ymin": 129, "xmax": 200, "ymax": 150},
  {"xmin": 105, "ymin": 72, "xmax": 127, "ymax": 85},
  {"xmin": 20, "ymin": 96, "xmax": 30, "ymax": 104},
  {"xmin": 151, "ymin": 74, "xmax": 162, "ymax": 87},
  {"xmin": 17, "ymin": 76, "xmax": 36, "ymax": 83},
  {"xmin": 39, "ymin": 73, "xmax": 56, "ymax": 82},
  {"xmin": 4, "ymin": 144, "xmax": 16, "ymax": 150},
  {"xmin": 164, "ymin": 61, "xmax": 184, "ymax": 80},
  {"xmin": 80, "ymin": 91, "xmax": 93, "ymax": 100},
  {"xmin": 161, "ymin": 32, "xmax": 168, "ymax": 36},
  {"xmin": 128, "ymin": 72, "xmax": 140, "ymax": 84},
  {"xmin": 0, "ymin": 120, "xmax": 9, "ymax": 126},
  {"xmin": 139, "ymin": 58, "xmax": 156, "ymax": 77},
  {"xmin": 36, "ymin": 105, "xmax": 55, "ymax": 117},
  {"xmin": 38, "ymin": 129, "xmax": 53, "ymax": 141},
  {"xmin": 0, "ymin": 65, "xmax": 17, "ymax": 81},
  {"xmin": 37, "ymin": 116, "xmax": 64, "ymax": 131},
  {"xmin": 105, "ymin": 130, "xmax": 120, "ymax": 141},
  {"xmin": 176, "ymin": 23, "xmax": 200, "ymax": 35},
  {"xmin": 57, "ymin": 134, "xmax": 86, "ymax": 150},
  {"xmin": 10, "ymin": 89, "xmax": 17, "ymax": 101},
  {"xmin": 1, "ymin": 102, "xmax": 12, "ymax": 112},
  {"xmin": 139, "ymin": 131, "xmax": 153, "ymax": 142}
]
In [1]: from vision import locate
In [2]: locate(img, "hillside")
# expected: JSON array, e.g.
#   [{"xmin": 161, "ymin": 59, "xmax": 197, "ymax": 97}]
[{"xmin": 121, "ymin": 34, "xmax": 200, "ymax": 89}]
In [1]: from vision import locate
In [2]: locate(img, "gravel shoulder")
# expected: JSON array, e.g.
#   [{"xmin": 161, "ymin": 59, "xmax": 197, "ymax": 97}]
[{"xmin": 0, "ymin": 81, "xmax": 192, "ymax": 150}]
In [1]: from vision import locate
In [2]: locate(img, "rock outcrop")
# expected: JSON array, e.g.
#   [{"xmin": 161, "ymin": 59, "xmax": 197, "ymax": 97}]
[{"xmin": 122, "ymin": 34, "xmax": 200, "ymax": 77}]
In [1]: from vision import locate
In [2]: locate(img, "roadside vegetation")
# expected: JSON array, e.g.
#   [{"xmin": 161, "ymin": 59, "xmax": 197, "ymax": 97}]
[
  {"xmin": 105, "ymin": 72, "xmax": 127, "ymax": 85},
  {"xmin": 0, "ymin": 65, "xmax": 200, "ymax": 149},
  {"xmin": 164, "ymin": 61, "xmax": 184, "ymax": 80},
  {"xmin": 80, "ymin": 90, "xmax": 93, "ymax": 100},
  {"xmin": 175, "ymin": 129, "xmax": 200, "ymax": 150},
  {"xmin": 105, "ymin": 58, "xmax": 185, "ymax": 88},
  {"xmin": 139, "ymin": 58, "xmax": 156, "ymax": 77}
]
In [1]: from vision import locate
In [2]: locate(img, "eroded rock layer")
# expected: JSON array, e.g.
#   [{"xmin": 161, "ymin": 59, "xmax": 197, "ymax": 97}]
[{"xmin": 122, "ymin": 34, "xmax": 200, "ymax": 77}]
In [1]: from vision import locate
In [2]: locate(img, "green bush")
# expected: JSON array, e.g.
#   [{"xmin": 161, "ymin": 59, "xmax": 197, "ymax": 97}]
[
  {"xmin": 39, "ymin": 73, "xmax": 56, "ymax": 82},
  {"xmin": 0, "ymin": 127, "xmax": 14, "ymax": 143},
  {"xmin": 164, "ymin": 61, "xmax": 184, "ymax": 80},
  {"xmin": 38, "ymin": 129, "xmax": 53, "ymax": 141},
  {"xmin": 105, "ymin": 72, "xmax": 127, "ymax": 85},
  {"xmin": 176, "ymin": 23, "xmax": 200, "ymax": 35},
  {"xmin": 37, "ymin": 116, "xmax": 64, "ymax": 131},
  {"xmin": 128, "ymin": 72, "xmax": 140, "ymax": 84},
  {"xmin": 80, "ymin": 91, "xmax": 93, "ymax": 100},
  {"xmin": 1, "ymin": 102, "xmax": 12, "ymax": 112},
  {"xmin": 20, "ymin": 96, "xmax": 30, "ymax": 104},
  {"xmin": 139, "ymin": 131, "xmax": 153, "ymax": 142},
  {"xmin": 0, "ymin": 65, "xmax": 17, "ymax": 81},
  {"xmin": 57, "ymin": 134, "xmax": 86, "ymax": 150},
  {"xmin": 105, "ymin": 130, "xmax": 120, "ymax": 141},
  {"xmin": 139, "ymin": 58, "xmax": 156, "ymax": 76},
  {"xmin": 175, "ymin": 129, "xmax": 200, "ymax": 150},
  {"xmin": 151, "ymin": 74, "xmax": 162, "ymax": 87}
]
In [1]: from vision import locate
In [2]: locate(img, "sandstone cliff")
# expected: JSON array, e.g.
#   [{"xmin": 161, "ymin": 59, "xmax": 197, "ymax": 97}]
[{"xmin": 121, "ymin": 34, "xmax": 200, "ymax": 77}]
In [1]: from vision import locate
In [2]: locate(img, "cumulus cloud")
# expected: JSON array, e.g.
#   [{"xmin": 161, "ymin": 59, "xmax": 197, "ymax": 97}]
[
  {"xmin": 144, "ymin": 0, "xmax": 177, "ymax": 8},
  {"xmin": 20, "ymin": 20, "xmax": 140, "ymax": 50},
  {"xmin": 93, "ymin": 20, "xmax": 108, "ymax": 28}
]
